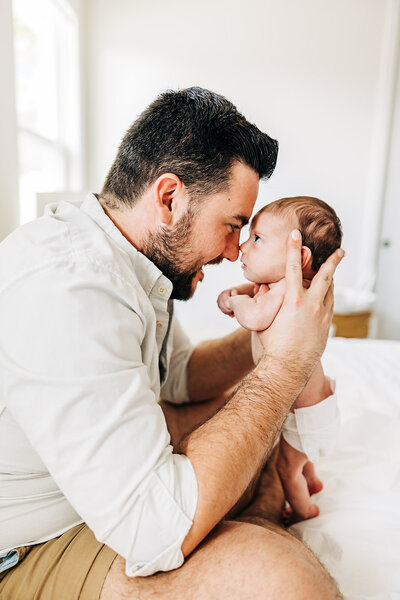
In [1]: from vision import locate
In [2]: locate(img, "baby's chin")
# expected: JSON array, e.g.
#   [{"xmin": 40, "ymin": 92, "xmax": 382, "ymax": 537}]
[
  {"xmin": 243, "ymin": 272, "xmax": 256, "ymax": 283},
  {"xmin": 245, "ymin": 272, "xmax": 285, "ymax": 285}
]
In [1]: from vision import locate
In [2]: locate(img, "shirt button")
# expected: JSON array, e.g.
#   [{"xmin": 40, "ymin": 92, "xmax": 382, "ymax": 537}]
[
  {"xmin": 158, "ymin": 285, "xmax": 166, "ymax": 295},
  {"xmin": 156, "ymin": 321, "xmax": 163, "ymax": 329}
]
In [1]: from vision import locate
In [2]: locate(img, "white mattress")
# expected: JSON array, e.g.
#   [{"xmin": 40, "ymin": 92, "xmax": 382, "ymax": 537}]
[{"xmin": 289, "ymin": 337, "xmax": 400, "ymax": 600}]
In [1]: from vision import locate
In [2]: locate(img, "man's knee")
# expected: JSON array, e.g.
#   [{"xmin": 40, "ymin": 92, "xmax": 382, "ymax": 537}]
[
  {"xmin": 208, "ymin": 520, "xmax": 342, "ymax": 599},
  {"xmin": 99, "ymin": 521, "xmax": 342, "ymax": 600}
]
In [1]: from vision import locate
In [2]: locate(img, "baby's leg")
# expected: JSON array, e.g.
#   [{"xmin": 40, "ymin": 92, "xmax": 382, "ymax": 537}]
[
  {"xmin": 278, "ymin": 361, "xmax": 335, "ymax": 521},
  {"xmin": 295, "ymin": 361, "xmax": 333, "ymax": 409}
]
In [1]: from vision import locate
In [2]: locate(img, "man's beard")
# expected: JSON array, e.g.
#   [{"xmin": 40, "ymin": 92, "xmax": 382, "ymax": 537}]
[{"xmin": 142, "ymin": 209, "xmax": 208, "ymax": 300}]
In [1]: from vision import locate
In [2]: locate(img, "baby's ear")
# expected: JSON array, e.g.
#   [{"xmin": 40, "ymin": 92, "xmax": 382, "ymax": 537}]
[{"xmin": 301, "ymin": 246, "xmax": 312, "ymax": 270}]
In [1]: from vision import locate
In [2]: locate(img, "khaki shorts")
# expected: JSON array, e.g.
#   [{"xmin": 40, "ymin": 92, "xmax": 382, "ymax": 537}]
[{"xmin": 0, "ymin": 524, "xmax": 118, "ymax": 600}]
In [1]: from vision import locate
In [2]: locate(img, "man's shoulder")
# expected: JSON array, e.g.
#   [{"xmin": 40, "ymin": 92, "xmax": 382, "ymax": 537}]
[{"xmin": 0, "ymin": 203, "xmax": 142, "ymax": 299}]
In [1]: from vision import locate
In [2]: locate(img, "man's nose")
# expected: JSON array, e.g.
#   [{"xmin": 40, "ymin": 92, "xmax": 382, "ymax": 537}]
[{"xmin": 222, "ymin": 236, "xmax": 240, "ymax": 262}]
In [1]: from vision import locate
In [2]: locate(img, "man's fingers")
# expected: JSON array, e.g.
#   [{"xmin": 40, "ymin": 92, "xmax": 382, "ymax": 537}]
[
  {"xmin": 310, "ymin": 248, "xmax": 344, "ymax": 302},
  {"xmin": 324, "ymin": 282, "xmax": 334, "ymax": 311},
  {"xmin": 285, "ymin": 230, "xmax": 304, "ymax": 297}
]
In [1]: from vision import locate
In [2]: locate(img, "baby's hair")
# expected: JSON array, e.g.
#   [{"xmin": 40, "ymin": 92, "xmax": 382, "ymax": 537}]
[{"xmin": 253, "ymin": 196, "xmax": 342, "ymax": 272}]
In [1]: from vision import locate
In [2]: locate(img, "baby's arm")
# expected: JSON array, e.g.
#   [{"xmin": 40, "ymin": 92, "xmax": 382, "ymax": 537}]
[
  {"xmin": 229, "ymin": 280, "xmax": 285, "ymax": 331},
  {"xmin": 217, "ymin": 283, "xmax": 260, "ymax": 316}
]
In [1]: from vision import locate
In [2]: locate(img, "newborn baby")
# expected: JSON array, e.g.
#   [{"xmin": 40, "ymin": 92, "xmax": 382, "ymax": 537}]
[{"xmin": 218, "ymin": 196, "xmax": 343, "ymax": 520}]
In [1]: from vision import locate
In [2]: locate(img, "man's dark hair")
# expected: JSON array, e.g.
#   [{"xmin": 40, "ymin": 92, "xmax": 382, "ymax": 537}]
[
  {"xmin": 101, "ymin": 87, "xmax": 278, "ymax": 209},
  {"xmin": 255, "ymin": 196, "xmax": 343, "ymax": 272}
]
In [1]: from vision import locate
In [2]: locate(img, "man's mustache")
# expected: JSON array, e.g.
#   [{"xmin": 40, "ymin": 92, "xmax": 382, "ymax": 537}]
[{"xmin": 206, "ymin": 257, "xmax": 224, "ymax": 266}]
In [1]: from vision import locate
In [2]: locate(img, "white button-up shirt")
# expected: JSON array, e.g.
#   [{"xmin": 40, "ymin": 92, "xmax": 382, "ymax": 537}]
[{"xmin": 0, "ymin": 194, "xmax": 198, "ymax": 577}]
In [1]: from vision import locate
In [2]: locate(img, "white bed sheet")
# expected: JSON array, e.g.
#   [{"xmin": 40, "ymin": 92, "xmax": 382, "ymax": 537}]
[{"xmin": 289, "ymin": 337, "xmax": 400, "ymax": 600}]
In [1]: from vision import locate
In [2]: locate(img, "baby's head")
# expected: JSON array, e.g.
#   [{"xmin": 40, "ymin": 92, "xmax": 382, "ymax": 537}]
[{"xmin": 240, "ymin": 196, "xmax": 342, "ymax": 284}]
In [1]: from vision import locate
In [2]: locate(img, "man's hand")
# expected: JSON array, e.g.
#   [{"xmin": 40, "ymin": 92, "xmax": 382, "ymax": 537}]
[
  {"xmin": 258, "ymin": 230, "xmax": 344, "ymax": 372},
  {"xmin": 276, "ymin": 436, "xmax": 323, "ymax": 523}
]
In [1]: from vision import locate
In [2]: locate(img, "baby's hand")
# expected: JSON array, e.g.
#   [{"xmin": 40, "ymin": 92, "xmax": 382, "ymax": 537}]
[
  {"xmin": 218, "ymin": 284, "xmax": 261, "ymax": 316},
  {"xmin": 253, "ymin": 283, "xmax": 271, "ymax": 299},
  {"xmin": 217, "ymin": 288, "xmax": 235, "ymax": 316}
]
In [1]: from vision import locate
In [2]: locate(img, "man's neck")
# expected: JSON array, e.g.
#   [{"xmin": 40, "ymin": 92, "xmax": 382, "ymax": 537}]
[{"xmin": 97, "ymin": 195, "xmax": 147, "ymax": 252}]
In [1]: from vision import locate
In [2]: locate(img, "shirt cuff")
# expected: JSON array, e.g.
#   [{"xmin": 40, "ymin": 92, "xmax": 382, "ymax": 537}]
[{"xmin": 124, "ymin": 453, "xmax": 198, "ymax": 578}]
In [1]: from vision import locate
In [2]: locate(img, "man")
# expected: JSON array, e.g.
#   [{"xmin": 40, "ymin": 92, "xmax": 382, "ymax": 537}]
[{"xmin": 0, "ymin": 87, "xmax": 343, "ymax": 599}]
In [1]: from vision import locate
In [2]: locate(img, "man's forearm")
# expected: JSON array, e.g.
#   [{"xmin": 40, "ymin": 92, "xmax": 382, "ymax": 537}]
[
  {"xmin": 180, "ymin": 350, "xmax": 311, "ymax": 557},
  {"xmin": 186, "ymin": 328, "xmax": 254, "ymax": 402}
]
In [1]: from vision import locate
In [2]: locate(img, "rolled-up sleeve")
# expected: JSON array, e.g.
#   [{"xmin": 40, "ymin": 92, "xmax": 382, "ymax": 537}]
[
  {"xmin": 0, "ymin": 260, "xmax": 198, "ymax": 576},
  {"xmin": 160, "ymin": 317, "xmax": 195, "ymax": 405}
]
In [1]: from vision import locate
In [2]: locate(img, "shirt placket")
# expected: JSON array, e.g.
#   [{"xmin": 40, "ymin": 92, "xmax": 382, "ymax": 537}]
[{"xmin": 150, "ymin": 280, "xmax": 172, "ymax": 385}]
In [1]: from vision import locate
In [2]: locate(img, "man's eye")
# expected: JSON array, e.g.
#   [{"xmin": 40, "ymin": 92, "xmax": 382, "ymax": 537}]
[{"xmin": 230, "ymin": 225, "xmax": 240, "ymax": 233}]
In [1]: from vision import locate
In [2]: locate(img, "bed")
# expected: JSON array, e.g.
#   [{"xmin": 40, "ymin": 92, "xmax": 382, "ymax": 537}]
[{"xmin": 289, "ymin": 337, "xmax": 400, "ymax": 600}]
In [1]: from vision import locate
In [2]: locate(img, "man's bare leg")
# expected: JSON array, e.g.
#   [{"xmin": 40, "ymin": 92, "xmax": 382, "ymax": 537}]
[{"xmin": 99, "ymin": 396, "xmax": 343, "ymax": 599}]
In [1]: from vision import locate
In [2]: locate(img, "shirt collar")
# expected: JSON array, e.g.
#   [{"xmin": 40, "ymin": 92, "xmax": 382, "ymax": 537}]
[{"xmin": 80, "ymin": 193, "xmax": 173, "ymax": 298}]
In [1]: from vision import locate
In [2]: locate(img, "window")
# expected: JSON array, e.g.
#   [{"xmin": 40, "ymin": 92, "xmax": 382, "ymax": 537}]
[{"xmin": 13, "ymin": 0, "xmax": 82, "ymax": 224}]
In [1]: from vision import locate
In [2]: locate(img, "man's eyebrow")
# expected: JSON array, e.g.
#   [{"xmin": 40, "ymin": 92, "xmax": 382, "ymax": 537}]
[{"xmin": 232, "ymin": 215, "xmax": 249, "ymax": 227}]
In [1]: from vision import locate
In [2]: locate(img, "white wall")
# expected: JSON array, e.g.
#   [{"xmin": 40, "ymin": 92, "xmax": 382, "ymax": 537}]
[
  {"xmin": 84, "ymin": 0, "xmax": 399, "ymax": 341},
  {"xmin": 0, "ymin": 0, "xmax": 20, "ymax": 241}
]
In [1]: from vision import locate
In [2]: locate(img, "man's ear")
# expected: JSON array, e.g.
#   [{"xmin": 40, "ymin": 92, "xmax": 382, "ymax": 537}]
[
  {"xmin": 153, "ymin": 173, "xmax": 183, "ymax": 225},
  {"xmin": 301, "ymin": 245, "xmax": 313, "ymax": 270}
]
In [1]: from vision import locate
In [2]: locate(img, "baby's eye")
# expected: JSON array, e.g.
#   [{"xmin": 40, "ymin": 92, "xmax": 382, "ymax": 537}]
[{"xmin": 254, "ymin": 234, "xmax": 260, "ymax": 242}]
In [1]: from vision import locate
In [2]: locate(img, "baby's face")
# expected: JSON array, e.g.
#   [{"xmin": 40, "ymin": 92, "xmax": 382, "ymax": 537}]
[{"xmin": 239, "ymin": 211, "xmax": 296, "ymax": 284}]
